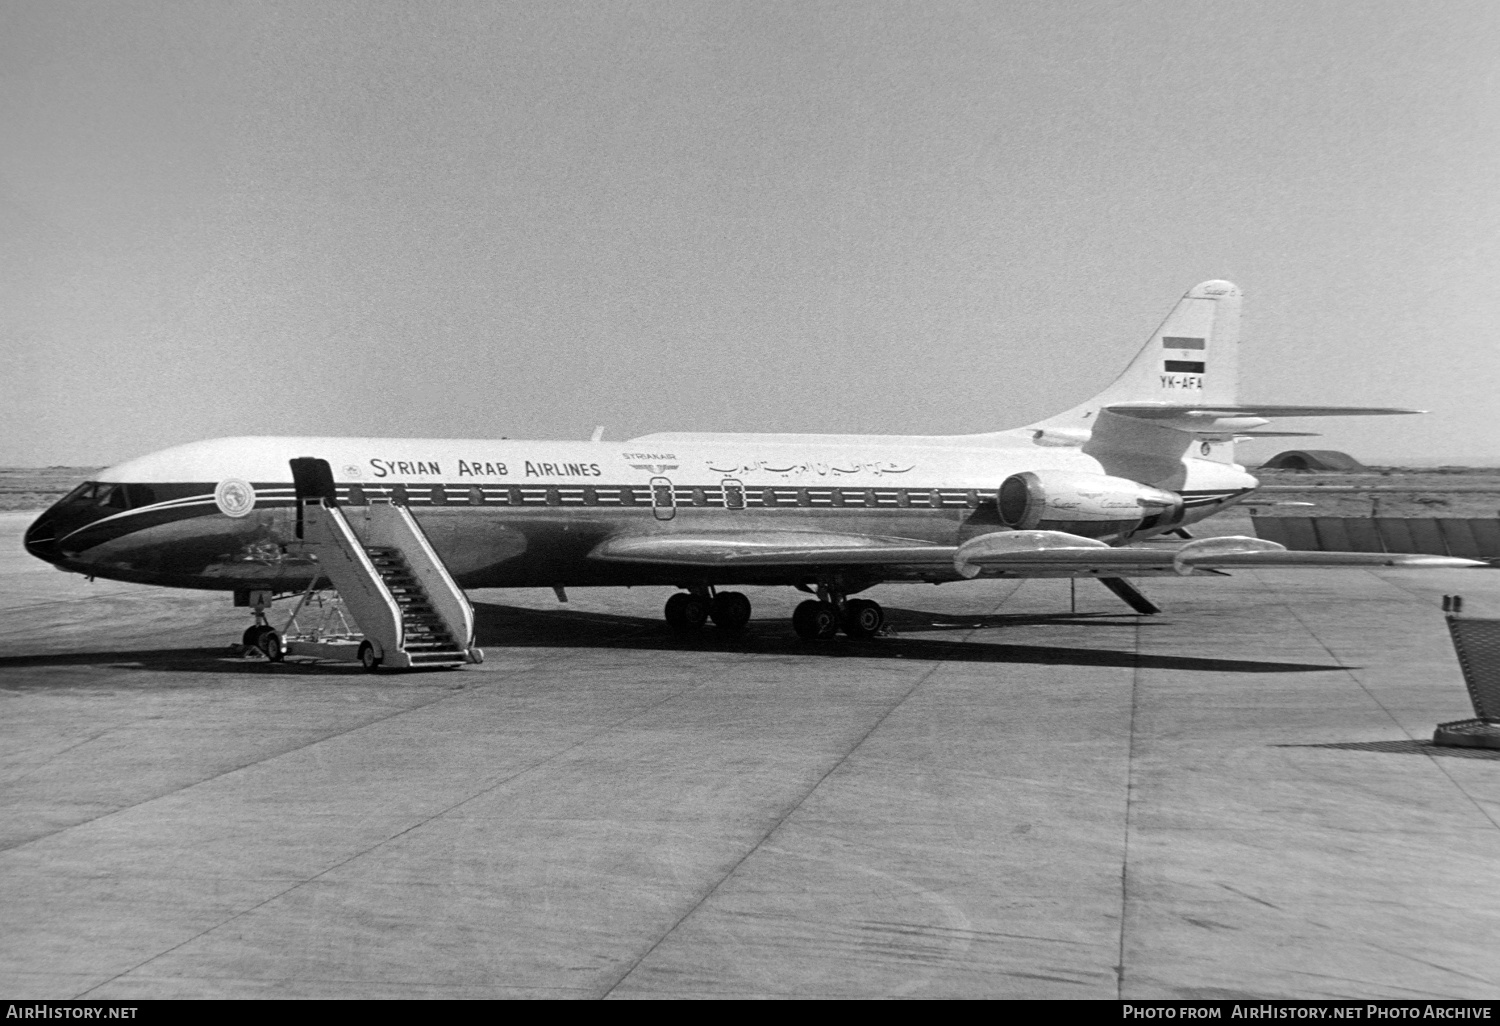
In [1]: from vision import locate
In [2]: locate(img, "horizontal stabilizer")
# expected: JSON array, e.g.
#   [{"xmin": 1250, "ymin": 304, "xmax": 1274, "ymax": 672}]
[{"xmin": 1106, "ymin": 404, "xmax": 1423, "ymax": 419}]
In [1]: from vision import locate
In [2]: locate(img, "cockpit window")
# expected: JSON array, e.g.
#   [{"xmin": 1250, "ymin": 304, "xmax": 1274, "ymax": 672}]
[
  {"xmin": 92, "ymin": 484, "xmax": 127, "ymax": 509},
  {"xmin": 57, "ymin": 482, "xmax": 137, "ymax": 511}
]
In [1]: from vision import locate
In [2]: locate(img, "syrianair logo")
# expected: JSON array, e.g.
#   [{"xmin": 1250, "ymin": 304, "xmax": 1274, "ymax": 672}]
[{"xmin": 214, "ymin": 478, "xmax": 256, "ymax": 518}]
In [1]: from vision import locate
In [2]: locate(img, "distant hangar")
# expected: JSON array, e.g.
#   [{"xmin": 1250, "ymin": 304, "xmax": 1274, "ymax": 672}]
[{"xmin": 1260, "ymin": 450, "xmax": 1367, "ymax": 471}]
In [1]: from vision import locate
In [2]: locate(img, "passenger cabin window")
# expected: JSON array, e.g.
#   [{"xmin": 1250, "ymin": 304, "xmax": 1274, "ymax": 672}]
[
  {"xmin": 724, "ymin": 480, "xmax": 744, "ymax": 510},
  {"xmin": 468, "ymin": 486, "xmax": 484, "ymax": 505}
]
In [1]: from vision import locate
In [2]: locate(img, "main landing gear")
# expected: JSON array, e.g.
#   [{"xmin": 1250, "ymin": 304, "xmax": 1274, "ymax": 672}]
[
  {"xmin": 662, "ymin": 585, "xmax": 884, "ymax": 641},
  {"xmin": 664, "ymin": 588, "xmax": 752, "ymax": 632},
  {"xmin": 792, "ymin": 593, "xmax": 884, "ymax": 640}
]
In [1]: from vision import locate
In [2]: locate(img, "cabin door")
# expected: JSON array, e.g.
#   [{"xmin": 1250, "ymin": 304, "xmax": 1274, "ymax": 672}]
[{"xmin": 650, "ymin": 476, "xmax": 676, "ymax": 521}]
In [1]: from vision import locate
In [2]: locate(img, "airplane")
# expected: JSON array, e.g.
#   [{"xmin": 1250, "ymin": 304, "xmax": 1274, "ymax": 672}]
[{"xmin": 22, "ymin": 280, "xmax": 1480, "ymax": 667}]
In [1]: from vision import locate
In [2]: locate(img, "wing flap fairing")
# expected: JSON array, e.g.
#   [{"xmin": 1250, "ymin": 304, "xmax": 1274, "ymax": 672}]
[{"xmin": 588, "ymin": 532, "xmax": 955, "ymax": 568}]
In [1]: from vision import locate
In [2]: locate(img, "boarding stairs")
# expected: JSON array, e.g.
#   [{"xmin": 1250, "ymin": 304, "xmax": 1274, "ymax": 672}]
[
  {"xmin": 287, "ymin": 458, "xmax": 481, "ymax": 670},
  {"xmin": 361, "ymin": 545, "xmax": 469, "ymax": 666}
]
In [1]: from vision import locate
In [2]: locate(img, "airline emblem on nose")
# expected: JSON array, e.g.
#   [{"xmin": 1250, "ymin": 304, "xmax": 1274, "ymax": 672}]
[{"xmin": 214, "ymin": 479, "xmax": 256, "ymax": 518}]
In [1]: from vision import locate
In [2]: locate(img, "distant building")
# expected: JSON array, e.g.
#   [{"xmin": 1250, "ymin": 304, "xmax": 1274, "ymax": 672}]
[{"xmin": 1260, "ymin": 450, "xmax": 1367, "ymax": 472}]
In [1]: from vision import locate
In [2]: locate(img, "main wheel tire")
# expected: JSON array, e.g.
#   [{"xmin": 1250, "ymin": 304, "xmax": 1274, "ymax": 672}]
[
  {"xmin": 841, "ymin": 599, "xmax": 884, "ymax": 638},
  {"xmin": 665, "ymin": 592, "xmax": 710, "ymax": 631},
  {"xmin": 358, "ymin": 640, "xmax": 382, "ymax": 672},
  {"xmin": 242, "ymin": 624, "xmax": 268, "ymax": 650},
  {"xmin": 792, "ymin": 600, "xmax": 839, "ymax": 640},
  {"xmin": 710, "ymin": 591, "xmax": 752, "ymax": 630},
  {"xmin": 258, "ymin": 630, "xmax": 285, "ymax": 662}
]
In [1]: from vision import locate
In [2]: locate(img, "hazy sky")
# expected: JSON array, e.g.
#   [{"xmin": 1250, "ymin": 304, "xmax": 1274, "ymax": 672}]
[{"xmin": 2, "ymin": 0, "xmax": 1497, "ymax": 466}]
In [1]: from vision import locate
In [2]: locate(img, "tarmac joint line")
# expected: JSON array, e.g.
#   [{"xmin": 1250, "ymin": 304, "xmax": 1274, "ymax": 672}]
[{"xmin": 597, "ymin": 595, "xmax": 1016, "ymax": 1000}]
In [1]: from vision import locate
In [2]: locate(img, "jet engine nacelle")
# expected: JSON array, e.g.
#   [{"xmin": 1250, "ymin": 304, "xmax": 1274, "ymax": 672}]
[{"xmin": 997, "ymin": 470, "xmax": 1183, "ymax": 534}]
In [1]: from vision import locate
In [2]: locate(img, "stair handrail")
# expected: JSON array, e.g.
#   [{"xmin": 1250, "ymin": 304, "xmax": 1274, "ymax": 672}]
[{"xmin": 303, "ymin": 499, "xmax": 407, "ymax": 661}]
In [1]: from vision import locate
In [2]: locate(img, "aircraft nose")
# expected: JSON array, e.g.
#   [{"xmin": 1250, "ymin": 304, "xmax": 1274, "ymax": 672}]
[{"xmin": 23, "ymin": 511, "xmax": 61, "ymax": 563}]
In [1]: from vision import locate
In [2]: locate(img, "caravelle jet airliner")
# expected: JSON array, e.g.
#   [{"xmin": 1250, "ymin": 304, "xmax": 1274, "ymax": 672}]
[{"xmin": 23, "ymin": 281, "xmax": 1478, "ymax": 660}]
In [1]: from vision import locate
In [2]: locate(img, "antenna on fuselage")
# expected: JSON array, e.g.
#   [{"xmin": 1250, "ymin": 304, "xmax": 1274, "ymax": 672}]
[{"xmin": 590, "ymin": 425, "xmax": 605, "ymax": 442}]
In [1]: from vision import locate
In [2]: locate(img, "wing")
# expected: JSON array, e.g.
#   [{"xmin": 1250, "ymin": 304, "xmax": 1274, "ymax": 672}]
[
  {"xmin": 951, "ymin": 531, "xmax": 1481, "ymax": 576},
  {"xmin": 589, "ymin": 530, "xmax": 1482, "ymax": 578}
]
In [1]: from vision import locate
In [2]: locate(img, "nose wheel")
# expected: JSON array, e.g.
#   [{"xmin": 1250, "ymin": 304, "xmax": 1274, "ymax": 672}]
[{"xmin": 241, "ymin": 623, "xmax": 285, "ymax": 662}]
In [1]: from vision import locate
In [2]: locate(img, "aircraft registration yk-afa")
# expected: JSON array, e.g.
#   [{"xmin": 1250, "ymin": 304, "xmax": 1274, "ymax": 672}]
[{"xmin": 23, "ymin": 281, "xmax": 1482, "ymax": 669}]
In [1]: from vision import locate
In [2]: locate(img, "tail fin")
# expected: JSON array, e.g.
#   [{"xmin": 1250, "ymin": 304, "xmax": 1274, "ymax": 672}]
[
  {"xmin": 1029, "ymin": 279, "xmax": 1242, "ymax": 436},
  {"xmin": 1020, "ymin": 280, "xmax": 1418, "ymax": 486}
]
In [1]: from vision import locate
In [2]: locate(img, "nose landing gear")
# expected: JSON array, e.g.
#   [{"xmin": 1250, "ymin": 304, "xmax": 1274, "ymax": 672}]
[{"xmin": 239, "ymin": 593, "xmax": 285, "ymax": 661}]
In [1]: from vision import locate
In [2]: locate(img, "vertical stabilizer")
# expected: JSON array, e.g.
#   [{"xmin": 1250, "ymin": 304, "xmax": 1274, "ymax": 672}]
[
  {"xmin": 1029, "ymin": 280, "xmax": 1241, "ymax": 435},
  {"xmin": 1025, "ymin": 281, "xmax": 1242, "ymax": 484}
]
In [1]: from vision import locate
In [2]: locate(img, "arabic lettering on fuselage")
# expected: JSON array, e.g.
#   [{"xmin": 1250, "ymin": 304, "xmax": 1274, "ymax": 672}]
[{"xmin": 704, "ymin": 458, "xmax": 918, "ymax": 478}]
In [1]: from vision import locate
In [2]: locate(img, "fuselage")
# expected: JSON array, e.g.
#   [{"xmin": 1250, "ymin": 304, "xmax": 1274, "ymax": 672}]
[{"xmin": 23, "ymin": 432, "xmax": 1257, "ymax": 594}]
